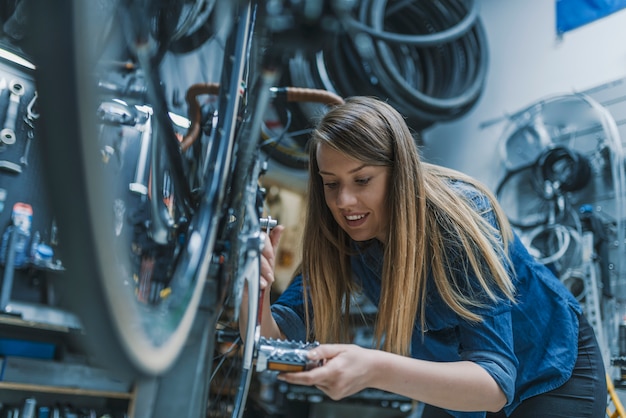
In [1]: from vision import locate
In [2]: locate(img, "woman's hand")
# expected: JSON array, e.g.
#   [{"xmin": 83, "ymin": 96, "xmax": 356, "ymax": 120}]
[
  {"xmin": 276, "ymin": 343, "xmax": 507, "ymax": 412},
  {"xmin": 239, "ymin": 224, "xmax": 285, "ymax": 341},
  {"xmin": 260, "ymin": 224, "xmax": 285, "ymax": 292},
  {"xmin": 277, "ymin": 344, "xmax": 374, "ymax": 400}
]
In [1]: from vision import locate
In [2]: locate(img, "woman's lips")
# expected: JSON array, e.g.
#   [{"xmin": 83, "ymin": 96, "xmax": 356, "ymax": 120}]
[{"xmin": 344, "ymin": 213, "xmax": 368, "ymax": 227}]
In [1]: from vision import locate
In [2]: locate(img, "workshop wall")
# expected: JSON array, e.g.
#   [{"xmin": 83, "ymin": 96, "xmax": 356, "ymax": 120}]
[
  {"xmin": 423, "ymin": 0, "xmax": 626, "ymax": 190},
  {"xmin": 262, "ymin": 0, "xmax": 626, "ymax": 299}
]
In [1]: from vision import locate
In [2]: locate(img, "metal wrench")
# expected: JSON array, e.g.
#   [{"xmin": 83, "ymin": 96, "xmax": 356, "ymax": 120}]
[
  {"xmin": 25, "ymin": 91, "xmax": 39, "ymax": 121},
  {"xmin": 19, "ymin": 129, "xmax": 33, "ymax": 166},
  {"xmin": 0, "ymin": 80, "xmax": 25, "ymax": 146},
  {"xmin": 20, "ymin": 93, "xmax": 39, "ymax": 166}
]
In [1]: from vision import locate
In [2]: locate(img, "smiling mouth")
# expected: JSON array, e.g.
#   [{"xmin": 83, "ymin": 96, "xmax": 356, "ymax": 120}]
[{"xmin": 345, "ymin": 214, "xmax": 365, "ymax": 221}]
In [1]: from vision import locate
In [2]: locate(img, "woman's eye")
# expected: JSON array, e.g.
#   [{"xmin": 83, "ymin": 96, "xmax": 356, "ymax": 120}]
[
  {"xmin": 324, "ymin": 182, "xmax": 338, "ymax": 189},
  {"xmin": 356, "ymin": 177, "xmax": 371, "ymax": 185}
]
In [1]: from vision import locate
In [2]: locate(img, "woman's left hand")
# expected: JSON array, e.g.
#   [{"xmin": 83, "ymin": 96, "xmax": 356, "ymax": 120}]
[{"xmin": 277, "ymin": 344, "xmax": 375, "ymax": 400}]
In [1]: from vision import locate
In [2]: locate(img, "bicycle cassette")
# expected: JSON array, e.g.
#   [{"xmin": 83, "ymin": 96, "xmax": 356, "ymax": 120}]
[{"xmin": 256, "ymin": 337, "xmax": 323, "ymax": 373}]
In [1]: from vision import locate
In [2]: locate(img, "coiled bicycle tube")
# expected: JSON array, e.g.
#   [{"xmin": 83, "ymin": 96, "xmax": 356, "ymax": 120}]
[
  {"xmin": 343, "ymin": 0, "xmax": 478, "ymax": 46},
  {"xmin": 365, "ymin": 0, "xmax": 488, "ymax": 114},
  {"xmin": 294, "ymin": 0, "xmax": 489, "ymax": 129}
]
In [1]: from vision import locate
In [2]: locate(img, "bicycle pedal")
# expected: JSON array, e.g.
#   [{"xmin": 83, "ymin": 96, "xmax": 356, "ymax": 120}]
[{"xmin": 256, "ymin": 337, "xmax": 322, "ymax": 373}]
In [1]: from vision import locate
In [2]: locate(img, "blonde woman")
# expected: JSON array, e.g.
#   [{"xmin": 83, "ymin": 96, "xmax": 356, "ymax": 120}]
[{"xmin": 256, "ymin": 96, "xmax": 606, "ymax": 417}]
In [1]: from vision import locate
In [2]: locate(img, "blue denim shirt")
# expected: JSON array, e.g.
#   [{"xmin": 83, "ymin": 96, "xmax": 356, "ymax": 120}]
[{"xmin": 272, "ymin": 180, "xmax": 582, "ymax": 418}]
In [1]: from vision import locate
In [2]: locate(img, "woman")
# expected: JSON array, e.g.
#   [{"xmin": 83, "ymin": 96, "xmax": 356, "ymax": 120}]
[{"xmin": 255, "ymin": 96, "xmax": 606, "ymax": 417}]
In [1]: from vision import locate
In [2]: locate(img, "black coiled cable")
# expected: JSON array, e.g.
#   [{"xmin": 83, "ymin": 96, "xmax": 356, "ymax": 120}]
[{"xmin": 289, "ymin": 0, "xmax": 489, "ymax": 131}]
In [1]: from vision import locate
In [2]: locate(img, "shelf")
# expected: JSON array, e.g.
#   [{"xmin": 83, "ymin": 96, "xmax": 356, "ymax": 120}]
[
  {"xmin": 0, "ymin": 355, "xmax": 137, "ymax": 417},
  {"xmin": 0, "ymin": 312, "xmax": 73, "ymax": 332},
  {"xmin": 0, "ymin": 381, "xmax": 137, "ymax": 418},
  {"xmin": 0, "ymin": 381, "xmax": 133, "ymax": 399},
  {"xmin": 1, "ymin": 301, "xmax": 82, "ymax": 331}
]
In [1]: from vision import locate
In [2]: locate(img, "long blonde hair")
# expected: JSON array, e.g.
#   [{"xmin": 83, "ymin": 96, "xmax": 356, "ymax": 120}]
[{"xmin": 300, "ymin": 96, "xmax": 515, "ymax": 356}]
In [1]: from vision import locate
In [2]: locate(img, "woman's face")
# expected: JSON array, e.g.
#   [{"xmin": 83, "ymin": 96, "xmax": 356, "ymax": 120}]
[{"xmin": 316, "ymin": 143, "xmax": 390, "ymax": 243}]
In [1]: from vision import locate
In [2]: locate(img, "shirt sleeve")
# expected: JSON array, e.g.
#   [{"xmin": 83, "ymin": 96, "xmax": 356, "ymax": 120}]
[
  {"xmin": 458, "ymin": 309, "xmax": 518, "ymax": 406},
  {"xmin": 423, "ymin": 285, "xmax": 518, "ymax": 407}
]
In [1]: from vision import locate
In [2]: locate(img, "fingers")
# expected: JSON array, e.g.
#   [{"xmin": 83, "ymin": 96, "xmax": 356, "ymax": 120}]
[
  {"xmin": 260, "ymin": 224, "xmax": 285, "ymax": 289},
  {"xmin": 276, "ymin": 344, "xmax": 366, "ymax": 401},
  {"xmin": 260, "ymin": 251, "xmax": 274, "ymax": 288},
  {"xmin": 275, "ymin": 352, "xmax": 341, "ymax": 396},
  {"xmin": 307, "ymin": 344, "xmax": 345, "ymax": 361},
  {"xmin": 268, "ymin": 224, "xmax": 285, "ymax": 252},
  {"xmin": 276, "ymin": 344, "xmax": 345, "ymax": 384},
  {"xmin": 277, "ymin": 365, "xmax": 326, "ymax": 386},
  {"xmin": 261, "ymin": 225, "xmax": 284, "ymax": 265}
]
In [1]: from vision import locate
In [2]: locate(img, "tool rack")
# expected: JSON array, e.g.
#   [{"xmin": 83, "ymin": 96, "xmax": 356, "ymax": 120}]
[
  {"xmin": 0, "ymin": 41, "xmax": 137, "ymax": 418},
  {"xmin": 0, "ymin": 314, "xmax": 137, "ymax": 417}
]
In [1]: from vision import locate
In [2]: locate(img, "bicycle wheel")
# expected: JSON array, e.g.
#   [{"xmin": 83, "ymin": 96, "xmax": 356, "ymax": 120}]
[{"xmin": 28, "ymin": 0, "xmax": 239, "ymax": 376}]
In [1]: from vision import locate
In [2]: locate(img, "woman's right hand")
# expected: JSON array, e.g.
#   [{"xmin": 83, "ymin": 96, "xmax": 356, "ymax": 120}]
[
  {"xmin": 239, "ymin": 224, "xmax": 285, "ymax": 341},
  {"xmin": 260, "ymin": 224, "xmax": 285, "ymax": 292}
]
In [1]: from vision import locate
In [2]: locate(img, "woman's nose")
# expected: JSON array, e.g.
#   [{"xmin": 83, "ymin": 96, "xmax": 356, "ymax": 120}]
[{"xmin": 336, "ymin": 186, "xmax": 356, "ymax": 208}]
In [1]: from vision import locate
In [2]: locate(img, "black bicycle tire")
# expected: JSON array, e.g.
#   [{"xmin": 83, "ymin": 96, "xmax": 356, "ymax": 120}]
[{"xmin": 28, "ymin": 0, "xmax": 235, "ymax": 377}]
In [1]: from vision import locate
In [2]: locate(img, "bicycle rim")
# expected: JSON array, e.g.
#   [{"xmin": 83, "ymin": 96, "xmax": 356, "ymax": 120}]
[{"xmin": 30, "ymin": 0, "xmax": 235, "ymax": 376}]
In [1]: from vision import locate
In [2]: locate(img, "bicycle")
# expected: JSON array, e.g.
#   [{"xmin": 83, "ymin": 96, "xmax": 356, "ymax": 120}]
[{"xmin": 21, "ymin": 1, "xmax": 343, "ymax": 417}]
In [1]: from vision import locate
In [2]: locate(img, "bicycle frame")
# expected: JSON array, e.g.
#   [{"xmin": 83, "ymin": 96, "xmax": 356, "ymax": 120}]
[{"xmin": 22, "ymin": 1, "xmax": 343, "ymax": 416}]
